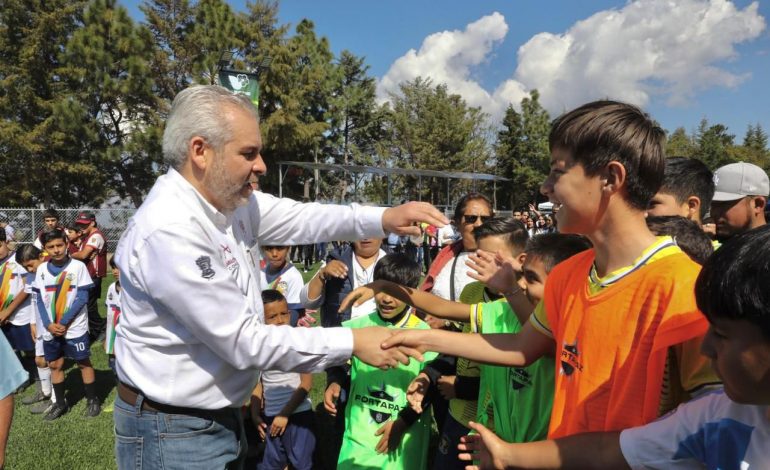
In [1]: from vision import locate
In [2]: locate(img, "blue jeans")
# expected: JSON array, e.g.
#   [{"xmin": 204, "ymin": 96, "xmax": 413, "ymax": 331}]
[{"xmin": 114, "ymin": 394, "xmax": 246, "ymax": 470}]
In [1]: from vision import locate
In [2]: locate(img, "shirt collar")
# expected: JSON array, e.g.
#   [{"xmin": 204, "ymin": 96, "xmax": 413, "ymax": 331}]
[{"xmin": 166, "ymin": 168, "xmax": 231, "ymax": 229}]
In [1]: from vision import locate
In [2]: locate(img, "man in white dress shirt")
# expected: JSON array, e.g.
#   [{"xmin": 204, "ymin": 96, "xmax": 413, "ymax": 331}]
[{"xmin": 113, "ymin": 85, "xmax": 446, "ymax": 469}]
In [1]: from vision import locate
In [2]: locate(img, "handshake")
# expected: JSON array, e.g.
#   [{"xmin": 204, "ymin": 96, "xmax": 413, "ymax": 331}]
[{"xmin": 349, "ymin": 326, "xmax": 426, "ymax": 370}]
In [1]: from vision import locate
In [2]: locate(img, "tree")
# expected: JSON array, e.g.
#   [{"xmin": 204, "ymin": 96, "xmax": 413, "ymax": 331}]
[
  {"xmin": 695, "ymin": 118, "xmax": 735, "ymax": 169},
  {"xmin": 666, "ymin": 127, "xmax": 696, "ymax": 158},
  {"xmin": 380, "ymin": 77, "xmax": 491, "ymax": 205},
  {"xmin": 191, "ymin": 0, "xmax": 243, "ymax": 85},
  {"xmin": 140, "ymin": 0, "xmax": 196, "ymax": 104},
  {"xmin": 0, "ymin": 0, "xmax": 91, "ymax": 206},
  {"xmin": 257, "ymin": 19, "xmax": 337, "ymax": 197},
  {"xmin": 494, "ymin": 90, "xmax": 551, "ymax": 210},
  {"xmin": 60, "ymin": 0, "xmax": 163, "ymax": 207}
]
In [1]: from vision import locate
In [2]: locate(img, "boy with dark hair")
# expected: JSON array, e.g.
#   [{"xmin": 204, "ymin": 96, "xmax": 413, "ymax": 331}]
[
  {"xmin": 458, "ymin": 224, "xmax": 770, "ymax": 470},
  {"xmin": 251, "ymin": 289, "xmax": 315, "ymax": 470},
  {"xmin": 15, "ymin": 245, "xmax": 55, "ymax": 414},
  {"xmin": 34, "ymin": 229, "xmax": 100, "ymax": 420},
  {"xmin": 646, "ymin": 215, "xmax": 714, "ymax": 265},
  {"xmin": 0, "ymin": 229, "xmax": 35, "ymax": 389},
  {"xmin": 647, "ymin": 157, "xmax": 715, "ymax": 224},
  {"xmin": 71, "ymin": 211, "xmax": 107, "ymax": 342},
  {"xmin": 378, "ymin": 100, "xmax": 715, "ymax": 438},
  {"xmin": 33, "ymin": 208, "xmax": 64, "ymax": 250},
  {"xmin": 331, "ymin": 253, "xmax": 437, "ymax": 469},
  {"xmin": 260, "ymin": 245, "xmax": 305, "ymax": 326},
  {"xmin": 427, "ymin": 217, "xmax": 530, "ymax": 469}
]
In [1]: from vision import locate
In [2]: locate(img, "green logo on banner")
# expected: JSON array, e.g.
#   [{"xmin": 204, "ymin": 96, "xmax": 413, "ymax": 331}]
[{"xmin": 219, "ymin": 70, "xmax": 260, "ymax": 107}]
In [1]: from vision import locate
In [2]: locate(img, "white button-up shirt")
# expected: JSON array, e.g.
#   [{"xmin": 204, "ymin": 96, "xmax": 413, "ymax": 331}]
[{"xmin": 114, "ymin": 169, "xmax": 386, "ymax": 409}]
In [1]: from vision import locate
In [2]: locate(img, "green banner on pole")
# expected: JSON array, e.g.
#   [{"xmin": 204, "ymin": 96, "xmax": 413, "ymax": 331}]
[{"xmin": 219, "ymin": 70, "xmax": 260, "ymax": 107}]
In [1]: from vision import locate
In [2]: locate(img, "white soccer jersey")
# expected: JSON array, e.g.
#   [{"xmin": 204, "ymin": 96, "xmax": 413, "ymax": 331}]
[
  {"xmin": 104, "ymin": 282, "xmax": 121, "ymax": 355},
  {"xmin": 34, "ymin": 258, "xmax": 93, "ymax": 340},
  {"xmin": 0, "ymin": 255, "xmax": 32, "ymax": 325},
  {"xmin": 620, "ymin": 390, "xmax": 769, "ymax": 470},
  {"xmin": 260, "ymin": 263, "xmax": 304, "ymax": 308}
]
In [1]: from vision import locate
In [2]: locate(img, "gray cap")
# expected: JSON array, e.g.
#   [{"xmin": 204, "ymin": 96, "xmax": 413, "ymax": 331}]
[{"xmin": 712, "ymin": 162, "xmax": 770, "ymax": 202}]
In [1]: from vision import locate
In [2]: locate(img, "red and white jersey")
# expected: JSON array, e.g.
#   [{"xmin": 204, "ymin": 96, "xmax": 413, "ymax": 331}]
[{"xmin": 81, "ymin": 229, "xmax": 108, "ymax": 278}]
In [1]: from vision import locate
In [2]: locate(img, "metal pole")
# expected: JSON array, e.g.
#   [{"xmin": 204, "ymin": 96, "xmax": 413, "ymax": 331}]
[
  {"xmin": 493, "ymin": 181, "xmax": 497, "ymax": 211},
  {"xmin": 418, "ymin": 175, "xmax": 422, "ymax": 202},
  {"xmin": 314, "ymin": 145, "xmax": 320, "ymax": 201},
  {"xmin": 278, "ymin": 163, "xmax": 283, "ymax": 198},
  {"xmin": 446, "ymin": 178, "xmax": 450, "ymax": 213},
  {"xmin": 387, "ymin": 174, "xmax": 392, "ymax": 206}
]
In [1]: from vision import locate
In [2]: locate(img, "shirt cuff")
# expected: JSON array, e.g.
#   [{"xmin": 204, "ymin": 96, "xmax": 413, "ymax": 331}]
[
  {"xmin": 618, "ymin": 428, "xmax": 642, "ymax": 469},
  {"xmin": 354, "ymin": 204, "xmax": 387, "ymax": 239},
  {"xmin": 322, "ymin": 327, "xmax": 355, "ymax": 366}
]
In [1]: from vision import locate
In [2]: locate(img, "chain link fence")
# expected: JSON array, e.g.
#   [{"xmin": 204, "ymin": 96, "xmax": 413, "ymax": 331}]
[{"xmin": 0, "ymin": 208, "xmax": 135, "ymax": 253}]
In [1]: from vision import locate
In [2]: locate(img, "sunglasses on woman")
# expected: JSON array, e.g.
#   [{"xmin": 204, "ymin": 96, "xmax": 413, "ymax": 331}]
[{"xmin": 462, "ymin": 214, "xmax": 492, "ymax": 224}]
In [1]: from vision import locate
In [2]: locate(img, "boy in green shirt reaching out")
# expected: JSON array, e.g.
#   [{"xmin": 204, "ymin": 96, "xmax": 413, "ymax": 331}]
[{"xmin": 328, "ymin": 253, "xmax": 437, "ymax": 470}]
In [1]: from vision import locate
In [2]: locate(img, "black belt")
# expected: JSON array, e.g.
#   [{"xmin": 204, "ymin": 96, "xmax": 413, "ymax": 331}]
[{"xmin": 117, "ymin": 382, "xmax": 235, "ymax": 421}]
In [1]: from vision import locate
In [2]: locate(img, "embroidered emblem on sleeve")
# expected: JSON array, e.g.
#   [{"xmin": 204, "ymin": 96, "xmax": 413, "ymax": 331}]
[{"xmin": 195, "ymin": 256, "xmax": 216, "ymax": 280}]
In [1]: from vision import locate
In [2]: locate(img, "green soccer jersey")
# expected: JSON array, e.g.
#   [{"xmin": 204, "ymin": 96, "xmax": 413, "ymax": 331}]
[
  {"xmin": 472, "ymin": 299, "xmax": 554, "ymax": 443},
  {"xmin": 338, "ymin": 310, "xmax": 438, "ymax": 470}
]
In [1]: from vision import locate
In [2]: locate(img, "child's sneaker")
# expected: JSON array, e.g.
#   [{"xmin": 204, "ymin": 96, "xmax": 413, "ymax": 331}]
[
  {"xmin": 29, "ymin": 399, "xmax": 53, "ymax": 415},
  {"xmin": 21, "ymin": 386, "xmax": 49, "ymax": 405},
  {"xmin": 44, "ymin": 400, "xmax": 68, "ymax": 421},
  {"xmin": 84, "ymin": 398, "xmax": 101, "ymax": 417}
]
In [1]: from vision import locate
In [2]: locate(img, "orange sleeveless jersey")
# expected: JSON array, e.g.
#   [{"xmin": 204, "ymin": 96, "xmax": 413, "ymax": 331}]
[{"xmin": 544, "ymin": 249, "xmax": 709, "ymax": 438}]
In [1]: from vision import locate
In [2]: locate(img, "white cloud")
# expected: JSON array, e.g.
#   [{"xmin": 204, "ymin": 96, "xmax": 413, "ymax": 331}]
[
  {"xmin": 376, "ymin": 12, "xmax": 523, "ymax": 119},
  {"xmin": 377, "ymin": 0, "xmax": 766, "ymax": 123}
]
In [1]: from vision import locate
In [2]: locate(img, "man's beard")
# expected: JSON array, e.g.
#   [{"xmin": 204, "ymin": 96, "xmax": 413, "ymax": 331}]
[{"xmin": 204, "ymin": 155, "xmax": 249, "ymax": 213}]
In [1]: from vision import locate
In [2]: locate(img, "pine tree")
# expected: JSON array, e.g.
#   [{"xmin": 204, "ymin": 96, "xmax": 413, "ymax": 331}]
[
  {"xmin": 140, "ymin": 0, "xmax": 196, "ymax": 103},
  {"xmin": 60, "ymin": 0, "xmax": 163, "ymax": 207},
  {"xmin": 494, "ymin": 90, "xmax": 551, "ymax": 210},
  {"xmin": 0, "ymin": 0, "xmax": 91, "ymax": 206}
]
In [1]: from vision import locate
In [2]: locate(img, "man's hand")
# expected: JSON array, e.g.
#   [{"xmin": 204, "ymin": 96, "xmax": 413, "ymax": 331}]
[
  {"xmin": 339, "ymin": 283, "xmax": 378, "ymax": 312},
  {"xmin": 467, "ymin": 250, "xmax": 519, "ymax": 295},
  {"xmin": 380, "ymin": 329, "xmax": 430, "ymax": 355},
  {"xmin": 458, "ymin": 421, "xmax": 513, "ymax": 470},
  {"xmin": 437, "ymin": 375, "xmax": 457, "ymax": 400},
  {"xmin": 383, "ymin": 201, "xmax": 448, "ymax": 237},
  {"xmin": 407, "ymin": 372, "xmax": 430, "ymax": 413},
  {"xmin": 375, "ymin": 418, "xmax": 408, "ymax": 454},
  {"xmin": 351, "ymin": 327, "xmax": 423, "ymax": 370},
  {"xmin": 324, "ymin": 382, "xmax": 341, "ymax": 416},
  {"xmin": 0, "ymin": 309, "xmax": 10, "ymax": 325},
  {"xmin": 29, "ymin": 323, "xmax": 37, "ymax": 340},
  {"xmin": 270, "ymin": 415, "xmax": 289, "ymax": 437},
  {"xmin": 320, "ymin": 259, "xmax": 348, "ymax": 281}
]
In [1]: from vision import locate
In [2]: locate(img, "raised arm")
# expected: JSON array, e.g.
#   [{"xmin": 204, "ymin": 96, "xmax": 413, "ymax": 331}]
[
  {"xmin": 340, "ymin": 280, "xmax": 471, "ymax": 322},
  {"xmin": 382, "ymin": 321, "xmax": 554, "ymax": 368}
]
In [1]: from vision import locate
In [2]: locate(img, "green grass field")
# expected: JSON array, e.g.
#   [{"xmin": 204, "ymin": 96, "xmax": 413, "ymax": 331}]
[{"xmin": 6, "ymin": 262, "xmax": 339, "ymax": 470}]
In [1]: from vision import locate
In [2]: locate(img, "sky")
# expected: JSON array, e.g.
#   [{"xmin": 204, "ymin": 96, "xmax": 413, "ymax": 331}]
[{"xmin": 123, "ymin": 0, "xmax": 770, "ymax": 139}]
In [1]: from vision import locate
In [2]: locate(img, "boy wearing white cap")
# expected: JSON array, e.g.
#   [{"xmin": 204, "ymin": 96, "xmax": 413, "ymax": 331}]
[{"xmin": 710, "ymin": 162, "xmax": 769, "ymax": 241}]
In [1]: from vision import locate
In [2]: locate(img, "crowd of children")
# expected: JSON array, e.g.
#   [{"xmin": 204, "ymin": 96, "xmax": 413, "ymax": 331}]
[{"xmin": 4, "ymin": 98, "xmax": 770, "ymax": 470}]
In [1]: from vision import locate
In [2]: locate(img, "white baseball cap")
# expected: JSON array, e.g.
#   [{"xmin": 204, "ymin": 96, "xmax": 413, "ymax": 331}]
[{"xmin": 712, "ymin": 162, "xmax": 770, "ymax": 202}]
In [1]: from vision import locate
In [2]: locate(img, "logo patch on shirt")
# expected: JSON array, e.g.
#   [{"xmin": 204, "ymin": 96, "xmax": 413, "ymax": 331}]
[
  {"xmin": 560, "ymin": 341, "xmax": 583, "ymax": 376},
  {"xmin": 510, "ymin": 367, "xmax": 532, "ymax": 390},
  {"xmin": 195, "ymin": 256, "xmax": 215, "ymax": 280},
  {"xmin": 354, "ymin": 383, "xmax": 401, "ymax": 424}
]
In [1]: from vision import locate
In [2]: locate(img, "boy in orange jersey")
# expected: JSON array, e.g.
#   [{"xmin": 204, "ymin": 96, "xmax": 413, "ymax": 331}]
[{"xmin": 376, "ymin": 100, "xmax": 719, "ymax": 438}]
